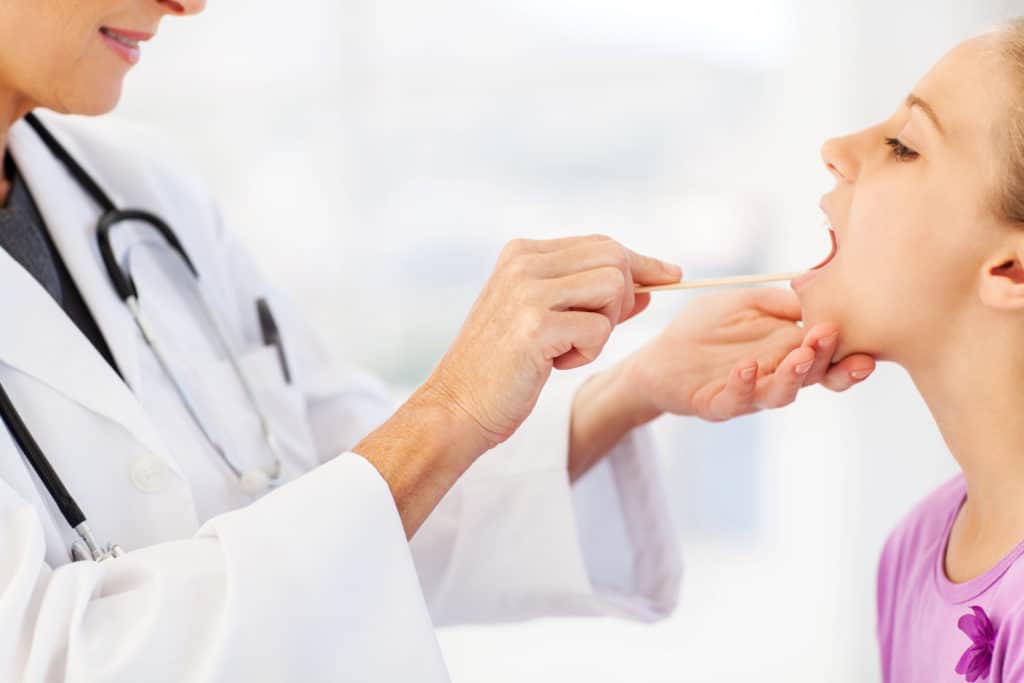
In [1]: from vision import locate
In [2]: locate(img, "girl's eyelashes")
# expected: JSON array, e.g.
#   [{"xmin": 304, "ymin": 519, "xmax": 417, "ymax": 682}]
[{"xmin": 884, "ymin": 136, "xmax": 920, "ymax": 161}]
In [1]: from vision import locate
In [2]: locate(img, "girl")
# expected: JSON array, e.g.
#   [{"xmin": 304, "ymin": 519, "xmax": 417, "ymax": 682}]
[{"xmin": 793, "ymin": 17, "xmax": 1024, "ymax": 682}]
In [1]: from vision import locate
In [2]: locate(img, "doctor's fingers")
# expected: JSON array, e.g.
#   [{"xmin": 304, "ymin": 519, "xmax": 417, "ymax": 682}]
[
  {"xmin": 529, "ymin": 238, "xmax": 682, "ymax": 284},
  {"xmin": 749, "ymin": 286, "xmax": 803, "ymax": 322},
  {"xmin": 540, "ymin": 267, "xmax": 629, "ymax": 326},
  {"xmin": 798, "ymin": 323, "xmax": 841, "ymax": 387},
  {"xmin": 502, "ymin": 234, "xmax": 611, "ymax": 256},
  {"xmin": 539, "ymin": 241, "xmax": 679, "ymax": 320},
  {"xmin": 544, "ymin": 311, "xmax": 615, "ymax": 370},
  {"xmin": 821, "ymin": 353, "xmax": 877, "ymax": 392},
  {"xmin": 502, "ymin": 236, "xmax": 681, "ymax": 291},
  {"xmin": 753, "ymin": 344, "xmax": 818, "ymax": 410},
  {"xmin": 705, "ymin": 361, "xmax": 761, "ymax": 421}
]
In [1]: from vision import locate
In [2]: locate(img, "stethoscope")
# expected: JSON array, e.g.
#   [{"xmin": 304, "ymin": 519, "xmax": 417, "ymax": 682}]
[{"xmin": 1, "ymin": 113, "xmax": 287, "ymax": 562}]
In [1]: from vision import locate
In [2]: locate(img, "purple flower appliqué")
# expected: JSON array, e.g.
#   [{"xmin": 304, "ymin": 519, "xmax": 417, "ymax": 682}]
[{"xmin": 955, "ymin": 606, "xmax": 996, "ymax": 682}]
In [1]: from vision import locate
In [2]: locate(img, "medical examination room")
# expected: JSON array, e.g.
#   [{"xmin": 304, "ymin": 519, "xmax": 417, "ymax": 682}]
[{"xmin": 1, "ymin": 0, "xmax": 1023, "ymax": 681}]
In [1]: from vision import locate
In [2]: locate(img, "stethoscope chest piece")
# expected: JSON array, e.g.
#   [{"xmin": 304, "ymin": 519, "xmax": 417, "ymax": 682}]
[{"xmin": 69, "ymin": 522, "xmax": 125, "ymax": 562}]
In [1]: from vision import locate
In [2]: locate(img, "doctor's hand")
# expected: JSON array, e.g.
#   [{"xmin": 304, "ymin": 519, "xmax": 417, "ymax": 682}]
[
  {"xmin": 625, "ymin": 287, "xmax": 876, "ymax": 421},
  {"xmin": 356, "ymin": 235, "xmax": 680, "ymax": 535},
  {"xmin": 566, "ymin": 288, "xmax": 876, "ymax": 479},
  {"xmin": 425, "ymin": 235, "xmax": 681, "ymax": 449}
]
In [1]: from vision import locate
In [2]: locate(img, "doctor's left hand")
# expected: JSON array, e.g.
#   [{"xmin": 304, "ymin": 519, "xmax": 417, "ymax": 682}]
[
  {"xmin": 567, "ymin": 287, "xmax": 876, "ymax": 479},
  {"xmin": 624, "ymin": 287, "xmax": 876, "ymax": 421}
]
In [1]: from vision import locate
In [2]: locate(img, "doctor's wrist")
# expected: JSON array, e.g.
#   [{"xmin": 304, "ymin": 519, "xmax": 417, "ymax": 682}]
[
  {"xmin": 568, "ymin": 360, "xmax": 661, "ymax": 481},
  {"xmin": 353, "ymin": 387, "xmax": 482, "ymax": 538}
]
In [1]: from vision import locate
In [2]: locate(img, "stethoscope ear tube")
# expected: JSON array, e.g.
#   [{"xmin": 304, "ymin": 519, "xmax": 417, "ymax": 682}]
[
  {"xmin": 25, "ymin": 112, "xmax": 200, "ymax": 301},
  {"xmin": 97, "ymin": 209, "xmax": 200, "ymax": 301}
]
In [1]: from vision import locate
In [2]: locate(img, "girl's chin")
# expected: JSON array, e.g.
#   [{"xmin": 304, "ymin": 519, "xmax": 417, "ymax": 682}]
[{"xmin": 798, "ymin": 295, "xmax": 890, "ymax": 363}]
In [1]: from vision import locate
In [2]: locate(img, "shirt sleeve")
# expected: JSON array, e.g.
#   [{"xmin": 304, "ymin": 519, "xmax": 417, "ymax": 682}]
[
  {"xmin": 243, "ymin": 270, "xmax": 684, "ymax": 626},
  {"xmin": 0, "ymin": 454, "xmax": 449, "ymax": 683},
  {"xmin": 411, "ymin": 371, "xmax": 682, "ymax": 625},
  {"xmin": 876, "ymin": 530, "xmax": 901, "ymax": 683}
]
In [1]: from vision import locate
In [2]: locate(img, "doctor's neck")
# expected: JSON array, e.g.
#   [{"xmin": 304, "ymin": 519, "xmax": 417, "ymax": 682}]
[
  {"xmin": 904, "ymin": 310, "xmax": 1024, "ymax": 534},
  {"xmin": 0, "ymin": 89, "xmax": 35, "ymax": 205}
]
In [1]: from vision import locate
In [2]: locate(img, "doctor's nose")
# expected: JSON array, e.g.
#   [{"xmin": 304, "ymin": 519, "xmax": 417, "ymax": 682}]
[
  {"xmin": 821, "ymin": 135, "xmax": 858, "ymax": 185},
  {"xmin": 157, "ymin": 0, "xmax": 206, "ymax": 16}
]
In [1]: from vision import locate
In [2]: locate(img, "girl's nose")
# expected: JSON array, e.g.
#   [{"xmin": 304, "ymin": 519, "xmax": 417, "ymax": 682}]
[
  {"xmin": 821, "ymin": 135, "xmax": 858, "ymax": 184},
  {"xmin": 157, "ymin": 0, "xmax": 206, "ymax": 16}
]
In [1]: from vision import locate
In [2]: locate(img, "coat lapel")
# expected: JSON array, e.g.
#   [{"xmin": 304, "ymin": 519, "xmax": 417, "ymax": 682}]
[{"xmin": 3, "ymin": 117, "xmax": 174, "ymax": 470}]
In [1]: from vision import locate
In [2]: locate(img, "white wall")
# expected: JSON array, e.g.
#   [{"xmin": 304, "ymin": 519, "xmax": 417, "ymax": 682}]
[{"xmin": 111, "ymin": 0, "xmax": 1021, "ymax": 680}]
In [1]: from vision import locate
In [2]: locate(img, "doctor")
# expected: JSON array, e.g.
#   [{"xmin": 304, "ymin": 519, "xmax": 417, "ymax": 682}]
[{"xmin": 0, "ymin": 0, "xmax": 876, "ymax": 681}]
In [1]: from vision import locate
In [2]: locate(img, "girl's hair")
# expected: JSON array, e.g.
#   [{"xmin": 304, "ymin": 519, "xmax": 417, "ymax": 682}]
[{"xmin": 998, "ymin": 17, "xmax": 1024, "ymax": 223}]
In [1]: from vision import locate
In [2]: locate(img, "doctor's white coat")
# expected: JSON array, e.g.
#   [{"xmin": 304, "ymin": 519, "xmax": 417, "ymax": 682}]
[{"xmin": 0, "ymin": 113, "xmax": 682, "ymax": 682}]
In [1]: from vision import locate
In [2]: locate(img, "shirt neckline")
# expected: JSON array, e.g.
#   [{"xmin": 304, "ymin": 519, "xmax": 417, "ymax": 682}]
[
  {"xmin": 934, "ymin": 486, "xmax": 1024, "ymax": 604},
  {"xmin": 1, "ymin": 151, "xmax": 21, "ymax": 212}
]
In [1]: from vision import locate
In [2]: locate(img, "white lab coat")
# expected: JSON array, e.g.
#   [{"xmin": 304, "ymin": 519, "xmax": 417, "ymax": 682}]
[{"xmin": 0, "ymin": 112, "xmax": 682, "ymax": 682}]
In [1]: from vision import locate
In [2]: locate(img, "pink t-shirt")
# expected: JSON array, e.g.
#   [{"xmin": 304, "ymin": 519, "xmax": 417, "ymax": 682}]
[{"xmin": 878, "ymin": 475, "xmax": 1024, "ymax": 682}]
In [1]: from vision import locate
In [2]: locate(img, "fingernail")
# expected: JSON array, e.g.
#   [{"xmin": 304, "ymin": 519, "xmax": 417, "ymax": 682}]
[
  {"xmin": 795, "ymin": 361, "xmax": 814, "ymax": 375},
  {"xmin": 661, "ymin": 261, "xmax": 682, "ymax": 278},
  {"xmin": 817, "ymin": 333, "xmax": 838, "ymax": 350},
  {"xmin": 740, "ymin": 366, "xmax": 757, "ymax": 381},
  {"xmin": 851, "ymin": 368, "xmax": 873, "ymax": 380}
]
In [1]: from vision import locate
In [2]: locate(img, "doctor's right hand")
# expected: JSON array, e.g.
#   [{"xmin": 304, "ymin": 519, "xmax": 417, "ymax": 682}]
[
  {"xmin": 354, "ymin": 235, "xmax": 680, "ymax": 535},
  {"xmin": 423, "ymin": 235, "xmax": 682, "ymax": 454}
]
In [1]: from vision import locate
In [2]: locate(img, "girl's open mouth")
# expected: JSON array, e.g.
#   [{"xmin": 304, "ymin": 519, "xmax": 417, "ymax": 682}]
[
  {"xmin": 811, "ymin": 228, "xmax": 838, "ymax": 270},
  {"xmin": 791, "ymin": 226, "xmax": 838, "ymax": 290}
]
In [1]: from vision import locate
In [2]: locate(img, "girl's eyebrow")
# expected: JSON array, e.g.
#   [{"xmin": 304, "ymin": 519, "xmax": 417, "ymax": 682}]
[{"xmin": 906, "ymin": 93, "xmax": 945, "ymax": 135}]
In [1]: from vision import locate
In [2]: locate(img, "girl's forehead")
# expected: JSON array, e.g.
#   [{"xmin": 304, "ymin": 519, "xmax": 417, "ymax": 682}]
[{"xmin": 912, "ymin": 35, "xmax": 1009, "ymax": 145}]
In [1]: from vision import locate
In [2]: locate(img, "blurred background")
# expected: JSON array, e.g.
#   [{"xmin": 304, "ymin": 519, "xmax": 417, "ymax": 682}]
[{"xmin": 112, "ymin": 0, "xmax": 1021, "ymax": 680}]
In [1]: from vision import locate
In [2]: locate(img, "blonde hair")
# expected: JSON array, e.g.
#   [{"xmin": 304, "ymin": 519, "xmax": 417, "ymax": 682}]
[{"xmin": 997, "ymin": 17, "xmax": 1024, "ymax": 223}]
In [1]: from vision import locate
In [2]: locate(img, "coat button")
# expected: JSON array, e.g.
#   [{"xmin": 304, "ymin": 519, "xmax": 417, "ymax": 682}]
[{"xmin": 130, "ymin": 455, "xmax": 171, "ymax": 494}]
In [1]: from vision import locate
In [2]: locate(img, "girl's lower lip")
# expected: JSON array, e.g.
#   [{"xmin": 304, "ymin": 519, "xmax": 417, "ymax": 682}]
[
  {"xmin": 100, "ymin": 31, "xmax": 141, "ymax": 65},
  {"xmin": 790, "ymin": 269, "xmax": 819, "ymax": 290}
]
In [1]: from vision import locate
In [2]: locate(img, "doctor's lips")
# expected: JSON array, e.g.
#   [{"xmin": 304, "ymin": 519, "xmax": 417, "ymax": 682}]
[{"xmin": 99, "ymin": 27, "xmax": 154, "ymax": 66}]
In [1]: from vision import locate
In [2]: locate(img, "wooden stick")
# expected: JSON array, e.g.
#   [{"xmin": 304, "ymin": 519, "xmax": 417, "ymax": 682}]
[{"xmin": 635, "ymin": 272, "xmax": 804, "ymax": 293}]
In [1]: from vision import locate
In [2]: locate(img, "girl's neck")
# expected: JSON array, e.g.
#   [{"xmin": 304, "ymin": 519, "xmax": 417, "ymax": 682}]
[{"xmin": 905, "ymin": 315, "xmax": 1024, "ymax": 579}]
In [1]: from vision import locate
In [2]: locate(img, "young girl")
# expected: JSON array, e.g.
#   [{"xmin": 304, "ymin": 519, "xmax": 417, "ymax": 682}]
[{"xmin": 793, "ymin": 17, "xmax": 1024, "ymax": 682}]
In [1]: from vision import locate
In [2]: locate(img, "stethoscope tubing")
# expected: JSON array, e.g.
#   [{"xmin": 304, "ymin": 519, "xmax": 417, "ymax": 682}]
[{"xmin": 12, "ymin": 112, "xmax": 284, "ymax": 561}]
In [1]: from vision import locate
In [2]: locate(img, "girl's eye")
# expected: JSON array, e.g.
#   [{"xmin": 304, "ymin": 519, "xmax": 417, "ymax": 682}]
[{"xmin": 884, "ymin": 137, "xmax": 919, "ymax": 161}]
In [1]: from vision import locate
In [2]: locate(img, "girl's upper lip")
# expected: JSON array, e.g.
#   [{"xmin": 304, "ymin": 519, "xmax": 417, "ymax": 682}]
[
  {"xmin": 819, "ymin": 195, "xmax": 839, "ymax": 231},
  {"xmin": 819, "ymin": 195, "xmax": 832, "ymax": 218},
  {"xmin": 102, "ymin": 27, "xmax": 155, "ymax": 41}
]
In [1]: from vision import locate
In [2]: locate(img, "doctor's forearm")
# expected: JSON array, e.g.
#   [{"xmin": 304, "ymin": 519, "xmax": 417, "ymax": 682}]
[{"xmin": 568, "ymin": 359, "xmax": 660, "ymax": 482}]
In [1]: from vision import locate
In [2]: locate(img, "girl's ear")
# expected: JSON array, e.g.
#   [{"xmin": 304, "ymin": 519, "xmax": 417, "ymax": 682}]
[{"xmin": 980, "ymin": 243, "xmax": 1024, "ymax": 311}]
